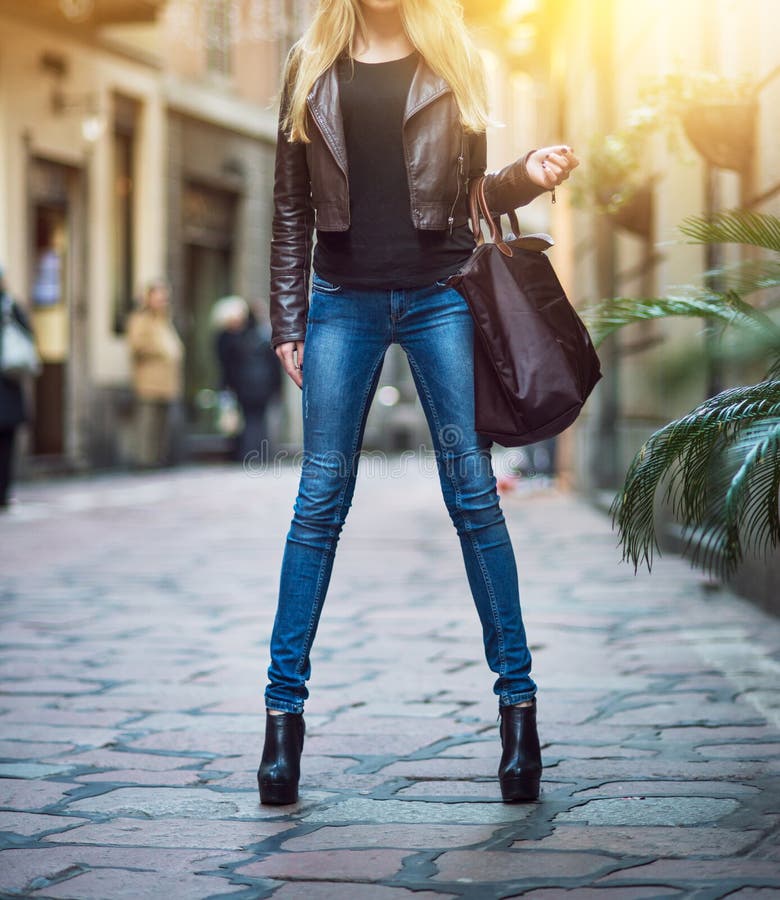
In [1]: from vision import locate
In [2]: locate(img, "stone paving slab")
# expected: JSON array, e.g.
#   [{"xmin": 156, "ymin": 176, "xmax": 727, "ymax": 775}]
[
  {"xmin": 42, "ymin": 816, "xmax": 295, "ymax": 849},
  {"xmin": 27, "ymin": 868, "xmax": 247, "ymax": 899},
  {"xmin": 1, "ymin": 459, "xmax": 780, "ymax": 898},
  {"xmin": 510, "ymin": 824, "xmax": 764, "ymax": 857},
  {"xmin": 0, "ymin": 845, "xmax": 251, "ymax": 896}
]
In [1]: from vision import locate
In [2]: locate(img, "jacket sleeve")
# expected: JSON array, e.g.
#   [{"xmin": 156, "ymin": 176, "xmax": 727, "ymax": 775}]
[
  {"xmin": 467, "ymin": 131, "xmax": 551, "ymax": 217},
  {"xmin": 269, "ymin": 58, "xmax": 315, "ymax": 351}
]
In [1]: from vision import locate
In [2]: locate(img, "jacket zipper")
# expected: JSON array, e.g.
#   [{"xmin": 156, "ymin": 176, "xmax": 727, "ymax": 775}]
[
  {"xmin": 402, "ymin": 84, "xmax": 453, "ymax": 229},
  {"xmin": 447, "ymin": 133, "xmax": 465, "ymax": 235}
]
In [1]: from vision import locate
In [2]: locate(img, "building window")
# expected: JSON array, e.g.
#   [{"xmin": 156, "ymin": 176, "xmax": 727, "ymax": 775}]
[
  {"xmin": 206, "ymin": 0, "xmax": 233, "ymax": 77},
  {"xmin": 111, "ymin": 93, "xmax": 139, "ymax": 335},
  {"xmin": 282, "ymin": 0, "xmax": 313, "ymax": 49}
]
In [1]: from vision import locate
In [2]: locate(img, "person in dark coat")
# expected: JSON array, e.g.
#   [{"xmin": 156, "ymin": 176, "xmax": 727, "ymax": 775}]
[
  {"xmin": 0, "ymin": 266, "xmax": 33, "ymax": 509},
  {"xmin": 212, "ymin": 296, "xmax": 281, "ymax": 465}
]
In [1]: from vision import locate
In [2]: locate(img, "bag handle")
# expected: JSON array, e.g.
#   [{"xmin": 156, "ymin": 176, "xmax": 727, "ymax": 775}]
[
  {"xmin": 468, "ymin": 176, "xmax": 518, "ymax": 258},
  {"xmin": 468, "ymin": 176, "xmax": 556, "ymax": 255}
]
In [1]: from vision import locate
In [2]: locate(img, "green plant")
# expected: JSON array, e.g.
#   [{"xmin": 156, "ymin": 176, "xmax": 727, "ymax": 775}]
[
  {"xmin": 581, "ymin": 209, "xmax": 780, "ymax": 579},
  {"xmin": 570, "ymin": 108, "xmax": 659, "ymax": 215},
  {"xmin": 639, "ymin": 70, "xmax": 756, "ymax": 114},
  {"xmin": 573, "ymin": 70, "xmax": 758, "ymax": 215}
]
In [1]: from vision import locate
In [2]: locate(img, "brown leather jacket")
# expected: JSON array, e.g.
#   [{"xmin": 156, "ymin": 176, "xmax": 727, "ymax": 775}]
[{"xmin": 270, "ymin": 52, "xmax": 552, "ymax": 349}]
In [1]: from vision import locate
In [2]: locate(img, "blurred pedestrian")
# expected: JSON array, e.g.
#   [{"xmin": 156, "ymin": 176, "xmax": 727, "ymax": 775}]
[
  {"xmin": 511, "ymin": 437, "xmax": 559, "ymax": 481},
  {"xmin": 0, "ymin": 265, "xmax": 37, "ymax": 510},
  {"xmin": 126, "ymin": 279, "xmax": 184, "ymax": 468},
  {"xmin": 258, "ymin": 0, "xmax": 579, "ymax": 807},
  {"xmin": 212, "ymin": 295, "xmax": 281, "ymax": 465}
]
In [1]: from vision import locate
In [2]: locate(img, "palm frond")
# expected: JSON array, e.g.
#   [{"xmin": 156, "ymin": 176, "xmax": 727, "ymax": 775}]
[
  {"xmin": 678, "ymin": 209, "xmax": 780, "ymax": 253},
  {"xmin": 610, "ymin": 380, "xmax": 780, "ymax": 573},
  {"xmin": 582, "ymin": 289, "xmax": 780, "ymax": 348},
  {"xmin": 699, "ymin": 258, "xmax": 780, "ymax": 299},
  {"xmin": 686, "ymin": 418, "xmax": 780, "ymax": 577},
  {"xmin": 709, "ymin": 330, "xmax": 780, "ymax": 371},
  {"xmin": 766, "ymin": 356, "xmax": 780, "ymax": 381}
]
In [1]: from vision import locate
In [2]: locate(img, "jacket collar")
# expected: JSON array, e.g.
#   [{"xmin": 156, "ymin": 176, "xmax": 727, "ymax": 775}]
[{"xmin": 306, "ymin": 50, "xmax": 452, "ymax": 174}]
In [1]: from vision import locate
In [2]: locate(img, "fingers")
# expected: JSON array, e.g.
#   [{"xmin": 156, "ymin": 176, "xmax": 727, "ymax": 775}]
[
  {"xmin": 553, "ymin": 145, "xmax": 579, "ymax": 166},
  {"xmin": 540, "ymin": 157, "xmax": 560, "ymax": 187},
  {"xmin": 275, "ymin": 341, "xmax": 304, "ymax": 389},
  {"xmin": 539, "ymin": 162, "xmax": 558, "ymax": 189},
  {"xmin": 541, "ymin": 146, "xmax": 579, "ymax": 185}
]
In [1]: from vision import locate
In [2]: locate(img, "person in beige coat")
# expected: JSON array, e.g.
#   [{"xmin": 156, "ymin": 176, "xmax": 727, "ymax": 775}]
[{"xmin": 127, "ymin": 279, "xmax": 184, "ymax": 467}]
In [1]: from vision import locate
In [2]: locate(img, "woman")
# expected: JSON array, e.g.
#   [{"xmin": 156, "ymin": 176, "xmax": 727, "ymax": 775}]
[
  {"xmin": 259, "ymin": 0, "xmax": 579, "ymax": 806},
  {"xmin": 126, "ymin": 279, "xmax": 184, "ymax": 468}
]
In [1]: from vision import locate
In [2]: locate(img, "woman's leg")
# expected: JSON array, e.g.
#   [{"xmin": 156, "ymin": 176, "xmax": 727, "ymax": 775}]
[
  {"xmin": 264, "ymin": 285, "xmax": 391, "ymax": 713},
  {"xmin": 398, "ymin": 282, "xmax": 537, "ymax": 708}
]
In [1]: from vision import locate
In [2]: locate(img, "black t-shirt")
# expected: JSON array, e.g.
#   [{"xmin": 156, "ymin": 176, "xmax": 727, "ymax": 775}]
[{"xmin": 312, "ymin": 51, "xmax": 475, "ymax": 290}]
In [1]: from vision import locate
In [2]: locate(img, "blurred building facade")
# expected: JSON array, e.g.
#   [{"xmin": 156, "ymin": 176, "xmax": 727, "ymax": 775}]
[
  {"xmin": 0, "ymin": 0, "xmax": 306, "ymax": 473},
  {"xmin": 466, "ymin": 0, "xmax": 778, "ymax": 482},
  {"xmin": 0, "ymin": 1, "xmax": 166, "ymax": 471},
  {"xmin": 489, "ymin": 0, "xmax": 779, "ymax": 606},
  {"xmin": 539, "ymin": 0, "xmax": 776, "ymax": 491},
  {"xmin": 2, "ymin": 0, "xmax": 778, "ymax": 591}
]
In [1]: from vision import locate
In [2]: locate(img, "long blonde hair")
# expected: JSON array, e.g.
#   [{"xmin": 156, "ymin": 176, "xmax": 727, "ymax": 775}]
[{"xmin": 280, "ymin": 0, "xmax": 489, "ymax": 143}]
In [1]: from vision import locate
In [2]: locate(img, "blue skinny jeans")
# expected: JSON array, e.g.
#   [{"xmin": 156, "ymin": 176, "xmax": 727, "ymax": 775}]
[{"xmin": 264, "ymin": 274, "xmax": 537, "ymax": 713}]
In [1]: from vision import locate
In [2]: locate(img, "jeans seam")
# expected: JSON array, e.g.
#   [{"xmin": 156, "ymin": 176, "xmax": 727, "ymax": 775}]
[
  {"xmin": 404, "ymin": 349, "xmax": 509, "ymax": 684},
  {"xmin": 458, "ymin": 467, "xmax": 509, "ymax": 687},
  {"xmin": 312, "ymin": 274, "xmax": 342, "ymax": 293},
  {"xmin": 501, "ymin": 690, "xmax": 536, "ymax": 707},
  {"xmin": 312, "ymin": 285, "xmax": 342, "ymax": 295},
  {"xmin": 292, "ymin": 345, "xmax": 388, "ymax": 681}
]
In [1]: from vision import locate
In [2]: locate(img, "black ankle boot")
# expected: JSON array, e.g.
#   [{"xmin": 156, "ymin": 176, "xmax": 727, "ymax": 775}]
[
  {"xmin": 257, "ymin": 710, "xmax": 305, "ymax": 805},
  {"xmin": 498, "ymin": 699, "xmax": 542, "ymax": 802}
]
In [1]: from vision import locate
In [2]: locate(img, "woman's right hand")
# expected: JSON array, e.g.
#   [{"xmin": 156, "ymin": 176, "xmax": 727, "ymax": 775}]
[{"xmin": 275, "ymin": 340, "xmax": 305, "ymax": 389}]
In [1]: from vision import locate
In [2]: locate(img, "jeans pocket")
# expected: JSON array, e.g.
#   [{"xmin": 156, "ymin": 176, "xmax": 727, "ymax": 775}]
[{"xmin": 311, "ymin": 274, "xmax": 343, "ymax": 294}]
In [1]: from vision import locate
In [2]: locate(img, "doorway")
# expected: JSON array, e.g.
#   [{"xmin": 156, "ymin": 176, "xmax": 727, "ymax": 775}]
[
  {"xmin": 27, "ymin": 157, "xmax": 86, "ymax": 462},
  {"xmin": 181, "ymin": 181, "xmax": 237, "ymax": 439}
]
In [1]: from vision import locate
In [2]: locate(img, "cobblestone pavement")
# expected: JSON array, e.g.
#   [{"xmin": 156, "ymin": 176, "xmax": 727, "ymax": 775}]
[{"xmin": 1, "ymin": 455, "xmax": 779, "ymax": 899}]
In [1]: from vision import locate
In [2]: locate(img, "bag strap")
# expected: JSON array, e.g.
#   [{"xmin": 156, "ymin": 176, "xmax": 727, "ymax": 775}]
[{"xmin": 468, "ymin": 176, "xmax": 519, "ymax": 258}]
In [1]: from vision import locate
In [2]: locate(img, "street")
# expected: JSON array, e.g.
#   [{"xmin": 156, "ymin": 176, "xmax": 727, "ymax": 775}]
[{"xmin": 1, "ymin": 456, "xmax": 779, "ymax": 898}]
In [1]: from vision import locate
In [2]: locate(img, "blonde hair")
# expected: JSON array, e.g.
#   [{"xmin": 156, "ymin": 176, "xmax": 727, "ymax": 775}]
[{"xmin": 280, "ymin": 0, "xmax": 489, "ymax": 143}]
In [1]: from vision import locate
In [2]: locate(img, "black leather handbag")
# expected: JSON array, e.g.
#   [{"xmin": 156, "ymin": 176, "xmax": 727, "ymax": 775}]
[{"xmin": 448, "ymin": 176, "xmax": 603, "ymax": 447}]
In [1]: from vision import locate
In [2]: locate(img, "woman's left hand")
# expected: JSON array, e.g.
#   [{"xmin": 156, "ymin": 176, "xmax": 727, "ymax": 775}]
[{"xmin": 525, "ymin": 145, "xmax": 580, "ymax": 192}]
